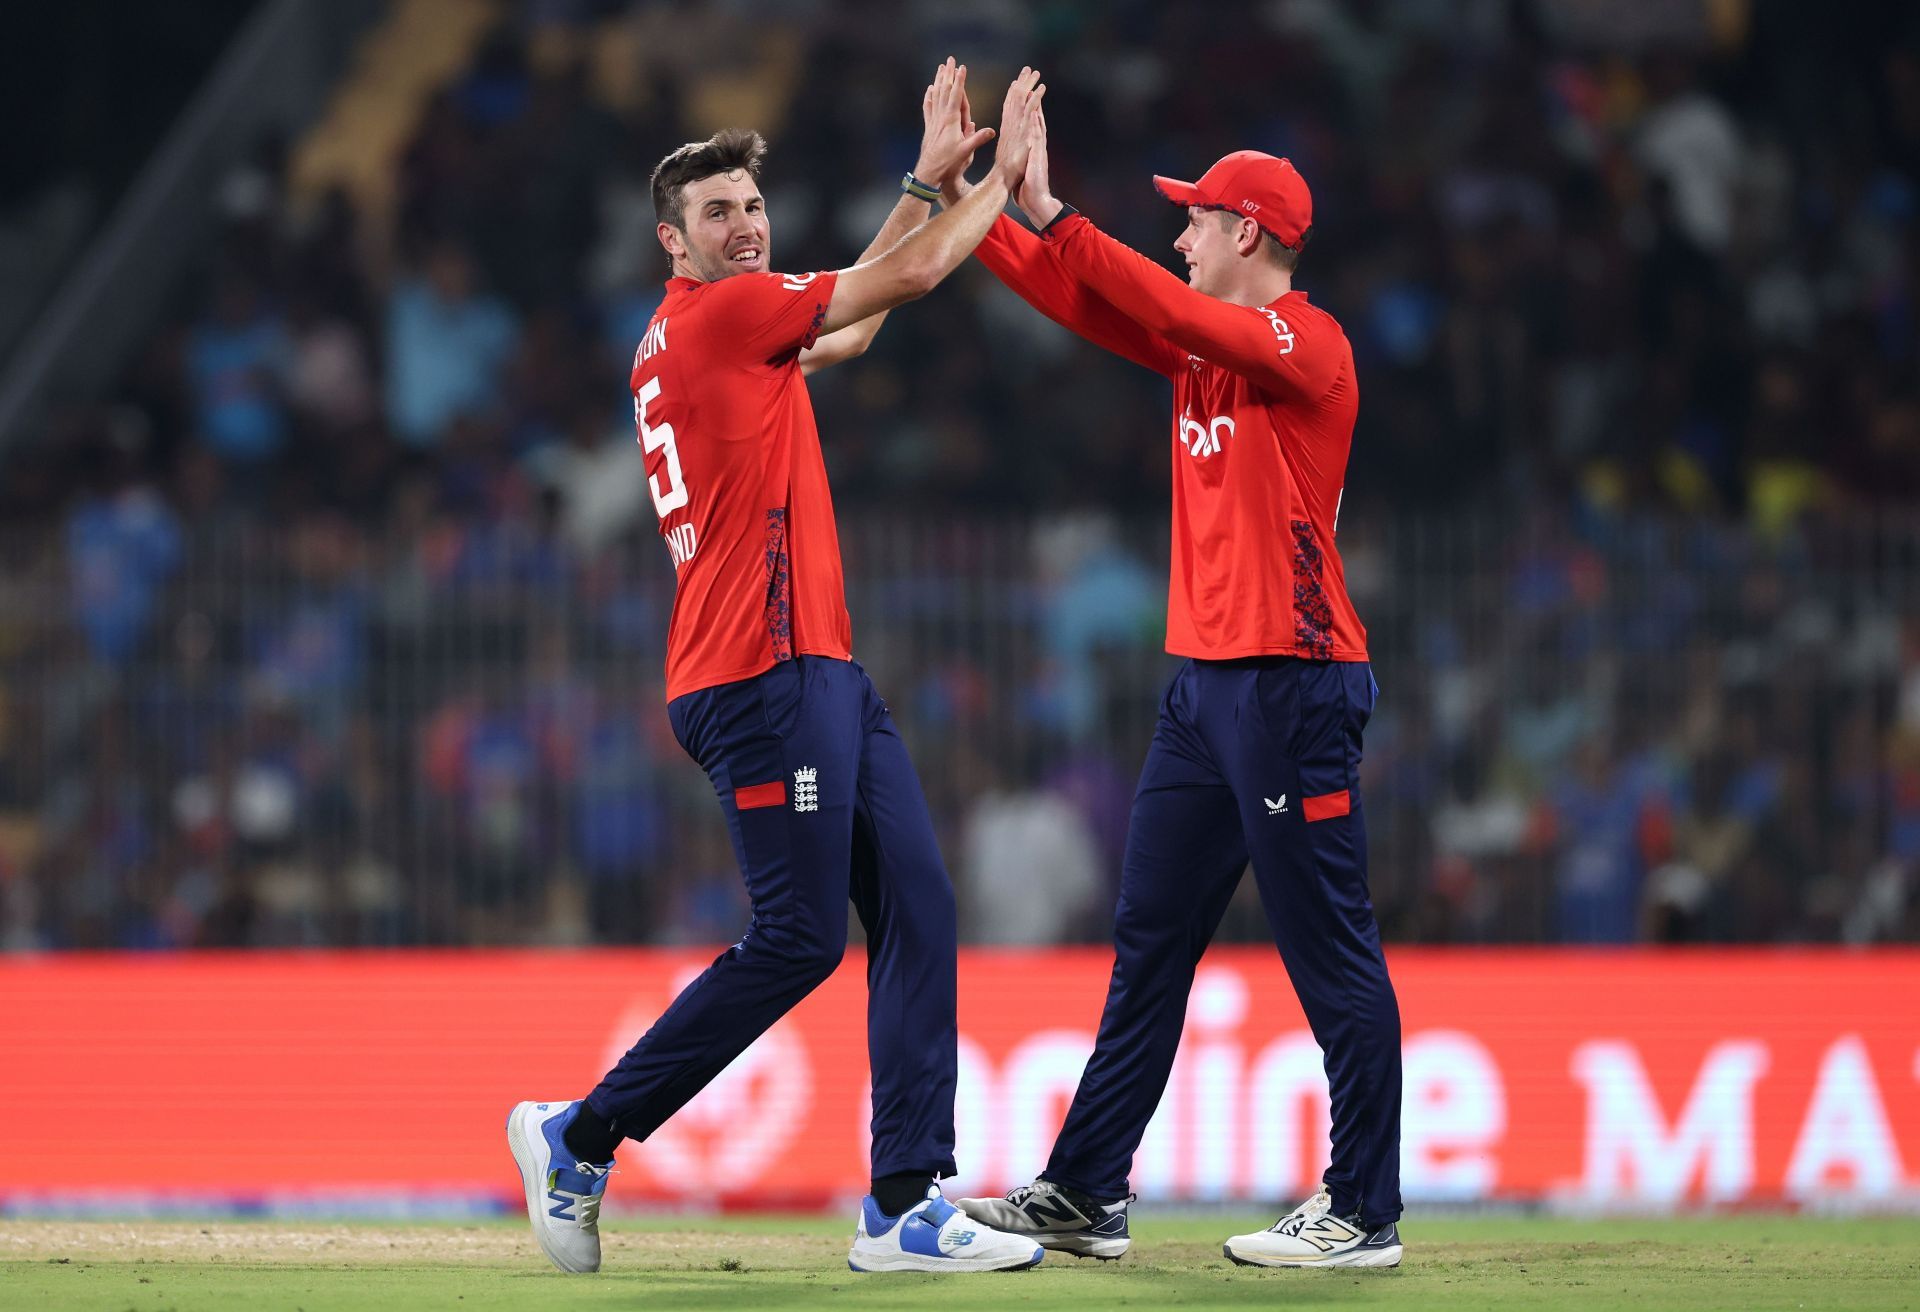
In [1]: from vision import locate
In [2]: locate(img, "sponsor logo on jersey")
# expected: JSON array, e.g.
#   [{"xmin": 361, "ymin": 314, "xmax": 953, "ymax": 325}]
[
  {"xmin": 1258, "ymin": 306, "xmax": 1296, "ymax": 355},
  {"xmin": 1180, "ymin": 411, "xmax": 1235, "ymax": 460}
]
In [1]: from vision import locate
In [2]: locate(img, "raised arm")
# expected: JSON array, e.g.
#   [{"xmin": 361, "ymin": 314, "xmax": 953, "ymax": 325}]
[
  {"xmin": 814, "ymin": 69, "xmax": 1046, "ymax": 336},
  {"xmin": 943, "ymin": 106, "xmax": 1182, "ymax": 377},
  {"xmin": 1016, "ymin": 112, "xmax": 1342, "ymax": 402},
  {"xmin": 1035, "ymin": 213, "xmax": 1342, "ymax": 401},
  {"xmin": 801, "ymin": 58, "xmax": 997, "ymax": 376}
]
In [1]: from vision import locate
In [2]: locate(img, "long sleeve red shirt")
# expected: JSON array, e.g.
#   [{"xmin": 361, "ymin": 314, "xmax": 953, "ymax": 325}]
[{"xmin": 977, "ymin": 211, "xmax": 1367, "ymax": 662}]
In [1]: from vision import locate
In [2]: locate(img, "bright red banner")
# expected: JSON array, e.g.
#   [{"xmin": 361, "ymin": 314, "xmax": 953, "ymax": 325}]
[{"xmin": 2, "ymin": 949, "xmax": 1916, "ymax": 1211}]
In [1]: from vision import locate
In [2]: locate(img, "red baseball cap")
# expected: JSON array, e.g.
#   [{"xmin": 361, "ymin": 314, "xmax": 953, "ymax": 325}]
[{"xmin": 1152, "ymin": 151, "xmax": 1313, "ymax": 249}]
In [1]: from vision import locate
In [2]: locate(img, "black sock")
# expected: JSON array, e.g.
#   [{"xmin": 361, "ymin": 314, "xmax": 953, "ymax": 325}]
[
  {"xmin": 561, "ymin": 1101, "xmax": 622, "ymax": 1164},
  {"xmin": 871, "ymin": 1172, "xmax": 935, "ymax": 1216}
]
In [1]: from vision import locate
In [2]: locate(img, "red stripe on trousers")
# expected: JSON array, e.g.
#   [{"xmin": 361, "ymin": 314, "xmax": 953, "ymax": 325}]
[
  {"xmin": 1303, "ymin": 789, "xmax": 1350, "ymax": 822},
  {"xmin": 734, "ymin": 781, "xmax": 787, "ymax": 810}
]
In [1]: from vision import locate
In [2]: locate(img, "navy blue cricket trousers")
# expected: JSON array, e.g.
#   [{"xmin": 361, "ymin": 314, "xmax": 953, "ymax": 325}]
[
  {"xmin": 1044, "ymin": 657, "xmax": 1403, "ymax": 1227},
  {"xmin": 585, "ymin": 656, "xmax": 959, "ymax": 1180}
]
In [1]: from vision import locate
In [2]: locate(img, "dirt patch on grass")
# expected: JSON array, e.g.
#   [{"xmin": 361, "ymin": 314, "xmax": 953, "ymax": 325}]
[
  {"xmin": 0, "ymin": 1221, "xmax": 853, "ymax": 1269},
  {"xmin": 1, "ymin": 1222, "xmax": 534, "ymax": 1266}
]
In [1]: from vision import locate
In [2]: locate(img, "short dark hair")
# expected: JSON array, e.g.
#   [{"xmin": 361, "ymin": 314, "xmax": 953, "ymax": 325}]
[
  {"xmin": 1210, "ymin": 210, "xmax": 1310, "ymax": 272},
  {"xmin": 1269, "ymin": 226, "xmax": 1310, "ymax": 273},
  {"xmin": 651, "ymin": 128, "xmax": 767, "ymax": 231}
]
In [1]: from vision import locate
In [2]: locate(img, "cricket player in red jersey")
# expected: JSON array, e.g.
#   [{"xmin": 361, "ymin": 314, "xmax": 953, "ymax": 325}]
[
  {"xmin": 508, "ymin": 64, "xmax": 1054, "ymax": 1275},
  {"xmin": 949, "ymin": 109, "xmax": 1405, "ymax": 1266}
]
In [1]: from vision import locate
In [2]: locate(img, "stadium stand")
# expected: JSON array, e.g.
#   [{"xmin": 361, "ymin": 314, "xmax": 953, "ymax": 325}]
[{"xmin": 1, "ymin": 0, "xmax": 1916, "ymax": 949}]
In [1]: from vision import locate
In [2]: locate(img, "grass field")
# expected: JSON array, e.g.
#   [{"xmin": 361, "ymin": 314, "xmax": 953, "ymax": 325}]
[{"xmin": 4, "ymin": 1213, "xmax": 1917, "ymax": 1311}]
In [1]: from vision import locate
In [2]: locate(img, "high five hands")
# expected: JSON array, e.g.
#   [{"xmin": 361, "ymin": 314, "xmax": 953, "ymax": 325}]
[
  {"xmin": 991, "ymin": 67, "xmax": 1046, "ymax": 191},
  {"xmin": 916, "ymin": 60, "xmax": 1052, "ymax": 220},
  {"xmin": 914, "ymin": 58, "xmax": 994, "ymax": 191},
  {"xmin": 1016, "ymin": 92, "xmax": 1062, "ymax": 228}
]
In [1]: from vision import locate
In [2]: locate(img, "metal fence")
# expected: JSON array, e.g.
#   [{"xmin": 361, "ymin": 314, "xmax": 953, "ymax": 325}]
[{"xmin": 1, "ymin": 508, "xmax": 1916, "ymax": 950}]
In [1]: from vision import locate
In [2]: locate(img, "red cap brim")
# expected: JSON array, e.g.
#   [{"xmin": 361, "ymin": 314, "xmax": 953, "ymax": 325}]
[{"xmin": 1152, "ymin": 176, "xmax": 1205, "ymax": 207}]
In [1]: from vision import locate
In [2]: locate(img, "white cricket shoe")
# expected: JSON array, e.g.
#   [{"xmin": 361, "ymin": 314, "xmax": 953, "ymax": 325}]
[
  {"xmin": 507, "ymin": 1100, "xmax": 615, "ymax": 1273},
  {"xmin": 848, "ymin": 1185, "xmax": 1045, "ymax": 1272},
  {"xmin": 1222, "ymin": 1186, "xmax": 1403, "ymax": 1268},
  {"xmin": 956, "ymin": 1178, "xmax": 1132, "ymax": 1259}
]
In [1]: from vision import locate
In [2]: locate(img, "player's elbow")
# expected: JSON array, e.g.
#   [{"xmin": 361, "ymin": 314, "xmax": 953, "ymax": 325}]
[
  {"xmin": 885, "ymin": 248, "xmax": 948, "ymax": 302},
  {"xmin": 894, "ymin": 263, "xmax": 940, "ymax": 302}
]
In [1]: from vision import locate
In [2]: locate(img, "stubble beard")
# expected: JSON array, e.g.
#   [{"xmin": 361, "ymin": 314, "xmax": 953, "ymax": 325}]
[{"xmin": 683, "ymin": 235, "xmax": 771, "ymax": 284}]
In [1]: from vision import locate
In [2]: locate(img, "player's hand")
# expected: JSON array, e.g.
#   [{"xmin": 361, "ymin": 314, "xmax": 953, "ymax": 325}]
[
  {"xmin": 1016, "ymin": 101, "xmax": 1064, "ymax": 229},
  {"xmin": 940, "ymin": 83, "xmax": 980, "ymax": 206},
  {"xmin": 990, "ymin": 67, "xmax": 1046, "ymax": 190},
  {"xmin": 944, "ymin": 84, "xmax": 980, "ymax": 202},
  {"xmin": 914, "ymin": 57, "xmax": 994, "ymax": 190}
]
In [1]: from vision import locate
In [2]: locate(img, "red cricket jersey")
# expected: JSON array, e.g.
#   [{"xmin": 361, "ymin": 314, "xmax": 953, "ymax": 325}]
[
  {"xmin": 978, "ymin": 213, "xmax": 1368, "ymax": 662},
  {"xmin": 631, "ymin": 270, "xmax": 852, "ymax": 701}
]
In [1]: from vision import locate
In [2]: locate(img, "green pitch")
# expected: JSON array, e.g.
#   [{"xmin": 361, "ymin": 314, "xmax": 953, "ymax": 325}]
[{"xmin": 4, "ymin": 1214, "xmax": 1917, "ymax": 1310}]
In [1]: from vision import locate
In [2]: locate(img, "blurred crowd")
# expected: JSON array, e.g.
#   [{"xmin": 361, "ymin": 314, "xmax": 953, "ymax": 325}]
[{"xmin": 2, "ymin": 0, "xmax": 1917, "ymax": 950}]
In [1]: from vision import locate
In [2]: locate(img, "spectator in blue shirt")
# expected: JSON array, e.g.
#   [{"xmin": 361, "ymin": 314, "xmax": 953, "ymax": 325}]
[
  {"xmin": 386, "ymin": 240, "xmax": 519, "ymax": 446},
  {"xmin": 187, "ymin": 274, "xmax": 291, "ymax": 463},
  {"xmin": 66, "ymin": 482, "xmax": 183, "ymax": 665}
]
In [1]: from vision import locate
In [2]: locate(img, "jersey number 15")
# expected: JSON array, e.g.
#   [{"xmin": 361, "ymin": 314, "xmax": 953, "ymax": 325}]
[{"xmin": 635, "ymin": 376, "xmax": 689, "ymax": 517}]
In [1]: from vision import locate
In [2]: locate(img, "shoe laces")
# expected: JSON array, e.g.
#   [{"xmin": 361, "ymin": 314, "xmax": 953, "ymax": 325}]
[
  {"xmin": 1004, "ymin": 1179, "xmax": 1057, "ymax": 1207},
  {"xmin": 1271, "ymin": 1187, "xmax": 1332, "ymax": 1236},
  {"xmin": 559, "ymin": 1159, "xmax": 611, "ymax": 1231},
  {"xmin": 1005, "ymin": 1179, "xmax": 1132, "ymax": 1214}
]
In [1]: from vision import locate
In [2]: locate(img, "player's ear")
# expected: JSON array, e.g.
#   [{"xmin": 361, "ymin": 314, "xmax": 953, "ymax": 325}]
[
  {"xmin": 658, "ymin": 222, "xmax": 687, "ymax": 261},
  {"xmin": 1236, "ymin": 217, "xmax": 1263, "ymax": 259}
]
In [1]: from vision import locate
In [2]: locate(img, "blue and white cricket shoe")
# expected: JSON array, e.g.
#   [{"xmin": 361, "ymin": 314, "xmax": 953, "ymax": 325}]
[
  {"xmin": 848, "ymin": 1185, "xmax": 1045, "ymax": 1273},
  {"xmin": 507, "ymin": 1100, "xmax": 614, "ymax": 1273}
]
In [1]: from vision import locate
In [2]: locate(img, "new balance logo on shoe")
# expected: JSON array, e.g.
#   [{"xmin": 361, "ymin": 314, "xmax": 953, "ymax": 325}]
[
  {"xmin": 1221, "ymin": 1188, "xmax": 1400, "ymax": 1269},
  {"xmin": 850, "ymin": 1187, "xmax": 1045, "ymax": 1272},
  {"xmin": 509, "ymin": 1100, "xmax": 610, "ymax": 1274},
  {"xmin": 1286, "ymin": 1216, "xmax": 1363, "ymax": 1252},
  {"xmin": 1266, "ymin": 794, "xmax": 1288, "ymax": 815},
  {"xmin": 1022, "ymin": 1195, "xmax": 1085, "ymax": 1227},
  {"xmin": 793, "ymin": 766, "xmax": 819, "ymax": 812},
  {"xmin": 955, "ymin": 1180, "xmax": 1130, "ymax": 1262}
]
